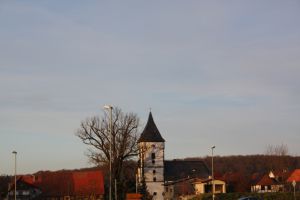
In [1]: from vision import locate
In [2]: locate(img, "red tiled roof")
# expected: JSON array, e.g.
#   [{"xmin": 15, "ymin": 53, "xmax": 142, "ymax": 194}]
[
  {"xmin": 18, "ymin": 169, "xmax": 104, "ymax": 197},
  {"xmin": 19, "ymin": 175, "xmax": 35, "ymax": 184},
  {"xmin": 72, "ymin": 171, "xmax": 104, "ymax": 196},
  {"xmin": 250, "ymin": 173, "xmax": 264, "ymax": 185},
  {"xmin": 127, "ymin": 193, "xmax": 142, "ymax": 200},
  {"xmin": 256, "ymin": 174, "xmax": 279, "ymax": 186},
  {"xmin": 287, "ymin": 169, "xmax": 300, "ymax": 182}
]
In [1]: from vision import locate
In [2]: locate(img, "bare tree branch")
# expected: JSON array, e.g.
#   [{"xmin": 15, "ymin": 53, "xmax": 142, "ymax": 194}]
[
  {"xmin": 265, "ymin": 143, "xmax": 289, "ymax": 156},
  {"xmin": 75, "ymin": 107, "xmax": 140, "ymax": 198}
]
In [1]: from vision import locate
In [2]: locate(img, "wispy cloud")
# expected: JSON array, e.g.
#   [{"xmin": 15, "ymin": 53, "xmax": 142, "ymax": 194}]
[{"xmin": 1, "ymin": 1, "xmax": 300, "ymax": 173}]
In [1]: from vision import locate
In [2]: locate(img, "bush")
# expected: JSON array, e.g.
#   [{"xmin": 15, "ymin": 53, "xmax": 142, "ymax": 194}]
[{"xmin": 191, "ymin": 192, "xmax": 300, "ymax": 200}]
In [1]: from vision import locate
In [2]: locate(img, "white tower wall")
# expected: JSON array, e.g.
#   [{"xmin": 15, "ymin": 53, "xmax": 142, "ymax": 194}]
[{"xmin": 139, "ymin": 142, "xmax": 165, "ymax": 200}]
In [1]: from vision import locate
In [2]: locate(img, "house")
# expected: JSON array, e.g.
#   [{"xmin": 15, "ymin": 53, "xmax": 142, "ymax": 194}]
[
  {"xmin": 7, "ymin": 169, "xmax": 105, "ymax": 200},
  {"xmin": 164, "ymin": 178, "xmax": 196, "ymax": 200},
  {"xmin": 137, "ymin": 112, "xmax": 219, "ymax": 200},
  {"xmin": 192, "ymin": 178, "xmax": 226, "ymax": 195},
  {"xmin": 163, "ymin": 176, "xmax": 226, "ymax": 200},
  {"xmin": 163, "ymin": 160, "xmax": 210, "ymax": 200},
  {"xmin": 7, "ymin": 177, "xmax": 41, "ymax": 200},
  {"xmin": 36, "ymin": 169, "xmax": 104, "ymax": 199},
  {"xmin": 287, "ymin": 169, "xmax": 300, "ymax": 191},
  {"xmin": 251, "ymin": 171, "xmax": 286, "ymax": 193}
]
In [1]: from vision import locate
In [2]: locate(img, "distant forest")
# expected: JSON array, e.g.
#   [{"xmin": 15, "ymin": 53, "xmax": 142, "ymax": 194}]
[
  {"xmin": 2, "ymin": 154, "xmax": 300, "ymax": 196},
  {"xmin": 183, "ymin": 155, "xmax": 300, "ymax": 175},
  {"xmin": 182, "ymin": 154, "xmax": 300, "ymax": 192}
]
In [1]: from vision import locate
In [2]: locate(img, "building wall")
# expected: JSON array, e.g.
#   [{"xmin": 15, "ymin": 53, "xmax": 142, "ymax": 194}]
[
  {"xmin": 139, "ymin": 142, "xmax": 165, "ymax": 200},
  {"xmin": 252, "ymin": 184, "xmax": 284, "ymax": 193},
  {"xmin": 194, "ymin": 183, "xmax": 205, "ymax": 194},
  {"xmin": 164, "ymin": 185, "xmax": 174, "ymax": 200},
  {"xmin": 194, "ymin": 180, "xmax": 226, "ymax": 194}
]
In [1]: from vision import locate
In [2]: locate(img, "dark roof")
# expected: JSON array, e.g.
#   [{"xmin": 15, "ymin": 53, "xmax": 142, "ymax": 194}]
[
  {"xmin": 138, "ymin": 112, "xmax": 165, "ymax": 142},
  {"xmin": 164, "ymin": 160, "xmax": 210, "ymax": 182},
  {"xmin": 9, "ymin": 177, "xmax": 40, "ymax": 192}
]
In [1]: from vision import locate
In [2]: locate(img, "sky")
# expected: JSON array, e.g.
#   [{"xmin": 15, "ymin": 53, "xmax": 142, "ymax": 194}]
[{"xmin": 1, "ymin": 1, "xmax": 300, "ymax": 175}]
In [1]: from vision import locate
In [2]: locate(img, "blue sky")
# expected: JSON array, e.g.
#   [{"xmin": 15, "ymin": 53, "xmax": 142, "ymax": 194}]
[{"xmin": 1, "ymin": 1, "xmax": 300, "ymax": 174}]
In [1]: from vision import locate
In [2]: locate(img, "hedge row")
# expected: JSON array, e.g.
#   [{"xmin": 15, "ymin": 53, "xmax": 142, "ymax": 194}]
[{"xmin": 191, "ymin": 192, "xmax": 300, "ymax": 200}]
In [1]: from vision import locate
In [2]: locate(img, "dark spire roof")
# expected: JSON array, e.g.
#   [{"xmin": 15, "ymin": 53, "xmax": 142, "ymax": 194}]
[{"xmin": 138, "ymin": 112, "xmax": 165, "ymax": 143}]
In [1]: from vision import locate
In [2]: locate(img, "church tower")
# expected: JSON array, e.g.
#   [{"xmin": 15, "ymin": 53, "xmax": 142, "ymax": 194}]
[{"xmin": 138, "ymin": 112, "xmax": 165, "ymax": 200}]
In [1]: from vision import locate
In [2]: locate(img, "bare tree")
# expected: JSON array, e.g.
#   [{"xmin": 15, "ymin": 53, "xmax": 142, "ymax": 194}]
[
  {"xmin": 76, "ymin": 107, "xmax": 140, "ymax": 199},
  {"xmin": 265, "ymin": 144, "xmax": 289, "ymax": 156}
]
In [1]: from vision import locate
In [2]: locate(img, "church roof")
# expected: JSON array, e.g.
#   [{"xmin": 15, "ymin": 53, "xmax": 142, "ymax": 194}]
[
  {"xmin": 138, "ymin": 112, "xmax": 165, "ymax": 143},
  {"xmin": 164, "ymin": 160, "xmax": 210, "ymax": 182}
]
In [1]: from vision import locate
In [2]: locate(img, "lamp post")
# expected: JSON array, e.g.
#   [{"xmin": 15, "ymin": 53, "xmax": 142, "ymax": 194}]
[
  {"xmin": 292, "ymin": 180, "xmax": 296, "ymax": 200},
  {"xmin": 211, "ymin": 146, "xmax": 215, "ymax": 200},
  {"xmin": 12, "ymin": 151, "xmax": 17, "ymax": 200},
  {"xmin": 104, "ymin": 105, "xmax": 113, "ymax": 200},
  {"xmin": 135, "ymin": 171, "xmax": 138, "ymax": 193}
]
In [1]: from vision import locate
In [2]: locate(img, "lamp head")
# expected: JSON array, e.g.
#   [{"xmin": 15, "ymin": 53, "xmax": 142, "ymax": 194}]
[
  {"xmin": 12, "ymin": 151, "xmax": 17, "ymax": 154},
  {"xmin": 211, "ymin": 146, "xmax": 215, "ymax": 149},
  {"xmin": 104, "ymin": 105, "xmax": 113, "ymax": 109}
]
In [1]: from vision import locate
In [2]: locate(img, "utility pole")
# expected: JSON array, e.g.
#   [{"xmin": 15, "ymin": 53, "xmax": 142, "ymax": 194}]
[
  {"xmin": 12, "ymin": 151, "xmax": 17, "ymax": 200},
  {"xmin": 104, "ymin": 105, "xmax": 113, "ymax": 200},
  {"xmin": 211, "ymin": 146, "xmax": 215, "ymax": 200}
]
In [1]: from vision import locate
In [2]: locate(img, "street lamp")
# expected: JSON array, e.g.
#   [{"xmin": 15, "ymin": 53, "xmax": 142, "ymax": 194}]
[
  {"xmin": 104, "ymin": 105, "xmax": 113, "ymax": 200},
  {"xmin": 292, "ymin": 180, "xmax": 296, "ymax": 200},
  {"xmin": 211, "ymin": 146, "xmax": 215, "ymax": 200},
  {"xmin": 12, "ymin": 151, "xmax": 17, "ymax": 200}
]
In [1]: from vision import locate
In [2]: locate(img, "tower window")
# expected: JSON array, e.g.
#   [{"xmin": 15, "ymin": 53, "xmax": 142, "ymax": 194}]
[
  {"xmin": 153, "ymin": 177, "xmax": 156, "ymax": 182},
  {"xmin": 153, "ymin": 170, "xmax": 156, "ymax": 174},
  {"xmin": 152, "ymin": 159, "xmax": 155, "ymax": 164},
  {"xmin": 151, "ymin": 153, "xmax": 155, "ymax": 159},
  {"xmin": 153, "ymin": 192, "xmax": 157, "ymax": 196}
]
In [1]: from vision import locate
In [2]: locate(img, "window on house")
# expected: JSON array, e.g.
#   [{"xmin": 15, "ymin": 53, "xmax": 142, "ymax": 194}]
[
  {"xmin": 153, "ymin": 170, "xmax": 156, "ymax": 174},
  {"xmin": 268, "ymin": 185, "xmax": 271, "ymax": 190},
  {"xmin": 153, "ymin": 177, "xmax": 156, "ymax": 182},
  {"xmin": 152, "ymin": 159, "xmax": 155, "ymax": 164},
  {"xmin": 153, "ymin": 192, "xmax": 157, "ymax": 196}
]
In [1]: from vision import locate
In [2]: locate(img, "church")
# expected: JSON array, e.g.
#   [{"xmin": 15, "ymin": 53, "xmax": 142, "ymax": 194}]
[{"xmin": 137, "ymin": 112, "xmax": 212, "ymax": 200}]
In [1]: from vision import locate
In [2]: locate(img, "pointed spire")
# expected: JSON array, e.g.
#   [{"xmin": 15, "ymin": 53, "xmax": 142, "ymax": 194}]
[{"xmin": 138, "ymin": 112, "xmax": 165, "ymax": 143}]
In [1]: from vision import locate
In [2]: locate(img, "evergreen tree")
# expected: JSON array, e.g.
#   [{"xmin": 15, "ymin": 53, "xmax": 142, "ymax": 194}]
[{"xmin": 138, "ymin": 175, "xmax": 152, "ymax": 200}]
